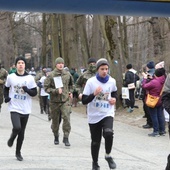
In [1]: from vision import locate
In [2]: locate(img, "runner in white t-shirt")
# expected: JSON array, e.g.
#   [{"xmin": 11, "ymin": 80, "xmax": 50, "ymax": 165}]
[
  {"xmin": 4, "ymin": 56, "xmax": 37, "ymax": 161},
  {"xmin": 82, "ymin": 58, "xmax": 117, "ymax": 170}
]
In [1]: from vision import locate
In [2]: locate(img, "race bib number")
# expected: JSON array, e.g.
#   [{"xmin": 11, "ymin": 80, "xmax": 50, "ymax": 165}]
[
  {"xmin": 94, "ymin": 100, "xmax": 110, "ymax": 112},
  {"xmin": 14, "ymin": 94, "xmax": 27, "ymax": 100}
]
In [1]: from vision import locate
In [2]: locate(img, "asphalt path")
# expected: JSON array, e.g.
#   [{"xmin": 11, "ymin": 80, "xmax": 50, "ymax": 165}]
[{"xmin": 0, "ymin": 98, "xmax": 169, "ymax": 170}]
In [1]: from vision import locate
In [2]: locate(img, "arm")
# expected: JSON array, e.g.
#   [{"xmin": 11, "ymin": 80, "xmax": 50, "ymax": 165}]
[
  {"xmin": 82, "ymin": 94, "xmax": 95, "ymax": 105},
  {"xmin": 4, "ymin": 86, "xmax": 11, "ymax": 103},
  {"xmin": 22, "ymin": 86, "xmax": 37, "ymax": 97}
]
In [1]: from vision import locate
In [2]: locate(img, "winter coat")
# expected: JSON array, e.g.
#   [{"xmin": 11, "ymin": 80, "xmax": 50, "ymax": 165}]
[
  {"xmin": 142, "ymin": 75, "xmax": 166, "ymax": 107},
  {"xmin": 124, "ymin": 69, "xmax": 139, "ymax": 87}
]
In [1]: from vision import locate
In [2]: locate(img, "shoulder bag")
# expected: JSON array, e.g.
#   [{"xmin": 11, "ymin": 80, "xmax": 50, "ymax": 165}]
[{"xmin": 145, "ymin": 87, "xmax": 163, "ymax": 108}]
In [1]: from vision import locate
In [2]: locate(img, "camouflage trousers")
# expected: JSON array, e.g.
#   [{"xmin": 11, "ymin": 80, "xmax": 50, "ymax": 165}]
[{"xmin": 50, "ymin": 101, "xmax": 71, "ymax": 138}]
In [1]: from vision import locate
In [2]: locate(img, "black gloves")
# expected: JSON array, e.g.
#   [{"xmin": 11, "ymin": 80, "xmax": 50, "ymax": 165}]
[
  {"xmin": 22, "ymin": 86, "xmax": 29, "ymax": 93},
  {"xmin": 5, "ymin": 97, "xmax": 11, "ymax": 103},
  {"xmin": 37, "ymin": 82, "xmax": 43, "ymax": 88}
]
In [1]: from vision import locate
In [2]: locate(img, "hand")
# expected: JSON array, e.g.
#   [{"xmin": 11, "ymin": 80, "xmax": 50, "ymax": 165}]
[
  {"xmin": 69, "ymin": 92, "xmax": 73, "ymax": 99},
  {"xmin": 22, "ymin": 86, "xmax": 28, "ymax": 92},
  {"xmin": 142, "ymin": 72, "xmax": 147, "ymax": 79},
  {"xmin": 78, "ymin": 93, "xmax": 82, "ymax": 100},
  {"xmin": 58, "ymin": 88, "xmax": 62, "ymax": 94},
  {"xmin": 5, "ymin": 97, "xmax": 11, "ymax": 103},
  {"xmin": 94, "ymin": 86, "xmax": 102, "ymax": 96},
  {"xmin": 108, "ymin": 98, "xmax": 116, "ymax": 105}
]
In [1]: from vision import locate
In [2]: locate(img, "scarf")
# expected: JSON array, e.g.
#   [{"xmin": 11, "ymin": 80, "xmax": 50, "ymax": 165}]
[{"xmin": 96, "ymin": 73, "xmax": 109, "ymax": 83}]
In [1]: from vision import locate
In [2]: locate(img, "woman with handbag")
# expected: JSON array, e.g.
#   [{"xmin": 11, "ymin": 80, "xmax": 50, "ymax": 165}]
[{"xmin": 142, "ymin": 68, "xmax": 166, "ymax": 137}]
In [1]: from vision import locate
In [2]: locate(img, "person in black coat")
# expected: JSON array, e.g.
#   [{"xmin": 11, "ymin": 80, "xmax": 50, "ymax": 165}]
[{"xmin": 124, "ymin": 64, "xmax": 139, "ymax": 113}]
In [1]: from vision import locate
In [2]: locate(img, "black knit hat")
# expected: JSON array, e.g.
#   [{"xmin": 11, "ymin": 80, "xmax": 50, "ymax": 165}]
[
  {"xmin": 126, "ymin": 64, "xmax": 132, "ymax": 69},
  {"xmin": 88, "ymin": 58, "xmax": 96, "ymax": 64},
  {"xmin": 96, "ymin": 58, "xmax": 109, "ymax": 70},
  {"xmin": 15, "ymin": 56, "xmax": 26, "ymax": 65},
  {"xmin": 154, "ymin": 68, "xmax": 165, "ymax": 77},
  {"xmin": 146, "ymin": 61, "xmax": 155, "ymax": 69}
]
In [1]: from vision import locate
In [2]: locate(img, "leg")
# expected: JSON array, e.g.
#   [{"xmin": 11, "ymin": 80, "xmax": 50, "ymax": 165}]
[
  {"xmin": 148, "ymin": 107, "xmax": 160, "ymax": 137},
  {"xmin": 50, "ymin": 103, "xmax": 61, "ymax": 144},
  {"xmin": 89, "ymin": 121, "xmax": 102, "ymax": 168},
  {"xmin": 16, "ymin": 114, "xmax": 29, "ymax": 161},
  {"xmin": 61, "ymin": 102, "xmax": 71, "ymax": 146},
  {"xmin": 8, "ymin": 112, "xmax": 22, "ymax": 147},
  {"xmin": 157, "ymin": 106, "xmax": 166, "ymax": 135},
  {"xmin": 102, "ymin": 117, "xmax": 116, "ymax": 169}
]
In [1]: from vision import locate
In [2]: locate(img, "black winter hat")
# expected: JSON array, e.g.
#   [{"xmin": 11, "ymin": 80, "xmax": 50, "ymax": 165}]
[
  {"xmin": 88, "ymin": 58, "xmax": 96, "ymax": 64},
  {"xmin": 154, "ymin": 68, "xmax": 165, "ymax": 77},
  {"xmin": 15, "ymin": 56, "xmax": 27, "ymax": 65},
  {"xmin": 126, "ymin": 64, "xmax": 132, "ymax": 69},
  {"xmin": 146, "ymin": 61, "xmax": 155, "ymax": 69}
]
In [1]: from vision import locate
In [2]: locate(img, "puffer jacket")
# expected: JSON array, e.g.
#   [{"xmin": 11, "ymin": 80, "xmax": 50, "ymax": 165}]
[
  {"xmin": 124, "ymin": 69, "xmax": 139, "ymax": 87},
  {"xmin": 142, "ymin": 75, "xmax": 166, "ymax": 106}
]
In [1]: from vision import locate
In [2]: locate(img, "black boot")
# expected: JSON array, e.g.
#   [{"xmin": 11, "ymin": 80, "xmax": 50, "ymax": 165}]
[
  {"xmin": 63, "ymin": 137, "xmax": 70, "ymax": 146},
  {"xmin": 54, "ymin": 136, "xmax": 59, "ymax": 145}
]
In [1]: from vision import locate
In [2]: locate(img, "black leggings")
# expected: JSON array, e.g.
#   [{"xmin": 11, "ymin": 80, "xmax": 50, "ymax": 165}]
[
  {"xmin": 10, "ymin": 112, "xmax": 29, "ymax": 154},
  {"xmin": 89, "ymin": 116, "xmax": 114, "ymax": 163}
]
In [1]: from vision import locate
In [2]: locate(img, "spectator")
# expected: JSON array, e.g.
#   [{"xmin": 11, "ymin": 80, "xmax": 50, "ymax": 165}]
[
  {"xmin": 142, "ymin": 61, "xmax": 155, "ymax": 129},
  {"xmin": 4, "ymin": 56, "xmax": 37, "ymax": 161},
  {"xmin": 9, "ymin": 64, "xmax": 16, "ymax": 74},
  {"xmin": 162, "ymin": 73, "xmax": 170, "ymax": 169},
  {"xmin": 124, "ymin": 64, "xmax": 139, "ymax": 113},
  {"xmin": 82, "ymin": 58, "xmax": 117, "ymax": 170},
  {"xmin": 142, "ymin": 67, "xmax": 166, "ymax": 137}
]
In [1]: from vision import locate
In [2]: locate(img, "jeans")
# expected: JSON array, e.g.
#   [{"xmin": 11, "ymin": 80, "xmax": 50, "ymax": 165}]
[{"xmin": 149, "ymin": 105, "xmax": 165, "ymax": 133}]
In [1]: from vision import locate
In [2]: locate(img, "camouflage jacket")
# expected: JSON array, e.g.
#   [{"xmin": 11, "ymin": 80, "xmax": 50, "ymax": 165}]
[
  {"xmin": 44, "ymin": 68, "xmax": 74, "ymax": 103},
  {"xmin": 75, "ymin": 69, "xmax": 96, "ymax": 94},
  {"xmin": 0, "ymin": 68, "xmax": 8, "ymax": 85},
  {"xmin": 34, "ymin": 71, "xmax": 46, "ymax": 84}
]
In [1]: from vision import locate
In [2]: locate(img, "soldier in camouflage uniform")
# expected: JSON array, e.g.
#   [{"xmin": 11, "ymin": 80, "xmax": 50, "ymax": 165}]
[
  {"xmin": 44, "ymin": 57, "xmax": 74, "ymax": 146},
  {"xmin": 35, "ymin": 67, "xmax": 47, "ymax": 114},
  {"xmin": 0, "ymin": 62, "xmax": 8, "ymax": 111},
  {"xmin": 76, "ymin": 58, "xmax": 97, "ymax": 99}
]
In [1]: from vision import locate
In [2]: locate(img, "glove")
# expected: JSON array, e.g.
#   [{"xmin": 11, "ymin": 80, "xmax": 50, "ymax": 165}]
[
  {"xmin": 5, "ymin": 97, "xmax": 11, "ymax": 103},
  {"xmin": 37, "ymin": 82, "xmax": 43, "ymax": 88},
  {"xmin": 22, "ymin": 86, "xmax": 29, "ymax": 92}
]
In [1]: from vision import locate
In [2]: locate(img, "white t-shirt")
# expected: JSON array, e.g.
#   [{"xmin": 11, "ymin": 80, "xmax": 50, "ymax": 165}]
[
  {"xmin": 39, "ymin": 76, "xmax": 49, "ymax": 96},
  {"xmin": 83, "ymin": 76, "xmax": 117, "ymax": 124},
  {"xmin": 5, "ymin": 73, "xmax": 37, "ymax": 115}
]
